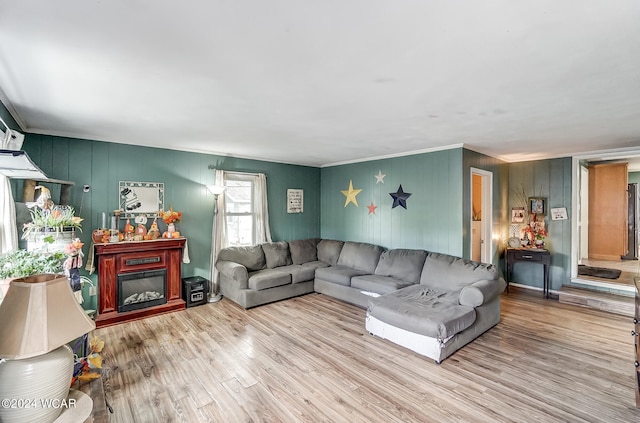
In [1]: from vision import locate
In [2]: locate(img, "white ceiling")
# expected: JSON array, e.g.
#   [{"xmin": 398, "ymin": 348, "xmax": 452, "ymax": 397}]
[{"xmin": 1, "ymin": 1, "xmax": 640, "ymax": 168}]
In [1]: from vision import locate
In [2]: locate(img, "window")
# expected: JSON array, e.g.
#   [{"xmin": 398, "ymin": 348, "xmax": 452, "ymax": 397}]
[{"xmin": 224, "ymin": 176, "xmax": 255, "ymax": 246}]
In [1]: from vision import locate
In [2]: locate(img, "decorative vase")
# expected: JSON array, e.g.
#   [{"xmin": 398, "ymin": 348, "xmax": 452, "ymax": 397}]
[
  {"xmin": 0, "ymin": 345, "xmax": 73, "ymax": 423},
  {"xmin": 167, "ymin": 223, "xmax": 175, "ymax": 236},
  {"xmin": 535, "ymin": 239, "xmax": 545, "ymax": 248}
]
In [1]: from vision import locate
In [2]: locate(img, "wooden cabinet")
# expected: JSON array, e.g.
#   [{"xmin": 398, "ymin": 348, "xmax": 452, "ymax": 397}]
[{"xmin": 588, "ymin": 162, "xmax": 628, "ymax": 260}]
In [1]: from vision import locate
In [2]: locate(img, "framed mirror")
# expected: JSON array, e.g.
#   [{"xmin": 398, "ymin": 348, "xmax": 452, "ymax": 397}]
[{"xmin": 119, "ymin": 181, "xmax": 164, "ymax": 217}]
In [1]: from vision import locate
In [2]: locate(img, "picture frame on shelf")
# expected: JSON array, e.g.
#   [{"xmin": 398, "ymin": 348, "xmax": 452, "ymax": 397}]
[
  {"xmin": 511, "ymin": 207, "xmax": 525, "ymax": 223},
  {"xmin": 528, "ymin": 197, "xmax": 546, "ymax": 215}
]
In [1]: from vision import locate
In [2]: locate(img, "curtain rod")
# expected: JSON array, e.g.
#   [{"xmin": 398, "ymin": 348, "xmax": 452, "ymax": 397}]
[{"xmin": 208, "ymin": 168, "xmax": 267, "ymax": 178}]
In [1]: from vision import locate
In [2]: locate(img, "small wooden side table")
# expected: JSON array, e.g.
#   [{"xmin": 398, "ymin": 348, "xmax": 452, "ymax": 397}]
[{"xmin": 505, "ymin": 248, "xmax": 551, "ymax": 298}]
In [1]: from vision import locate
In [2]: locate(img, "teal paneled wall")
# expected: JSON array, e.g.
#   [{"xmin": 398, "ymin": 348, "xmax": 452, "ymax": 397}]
[
  {"xmin": 321, "ymin": 148, "xmax": 464, "ymax": 255},
  {"xmin": 462, "ymin": 150, "xmax": 509, "ymax": 266},
  {"xmin": 629, "ymin": 171, "xmax": 640, "ymax": 185},
  {"xmin": 18, "ymin": 134, "xmax": 321, "ymax": 307},
  {"xmin": 0, "ymin": 104, "xmax": 19, "ymax": 130},
  {"xmin": 508, "ymin": 158, "xmax": 572, "ymax": 291},
  {"xmin": 1, "ymin": 99, "xmax": 578, "ymax": 296}
]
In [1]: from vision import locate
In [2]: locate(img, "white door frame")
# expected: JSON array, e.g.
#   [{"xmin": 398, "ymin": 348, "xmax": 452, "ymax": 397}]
[
  {"xmin": 571, "ymin": 147, "xmax": 640, "ymax": 281},
  {"xmin": 470, "ymin": 168, "xmax": 493, "ymax": 263},
  {"xmin": 578, "ymin": 165, "xmax": 589, "ymax": 264}
]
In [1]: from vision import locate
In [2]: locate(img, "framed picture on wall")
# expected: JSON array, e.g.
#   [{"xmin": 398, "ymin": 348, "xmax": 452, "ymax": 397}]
[
  {"xmin": 287, "ymin": 189, "xmax": 304, "ymax": 213},
  {"xmin": 528, "ymin": 197, "xmax": 546, "ymax": 215},
  {"xmin": 511, "ymin": 207, "xmax": 526, "ymax": 223},
  {"xmin": 119, "ymin": 181, "xmax": 164, "ymax": 217}
]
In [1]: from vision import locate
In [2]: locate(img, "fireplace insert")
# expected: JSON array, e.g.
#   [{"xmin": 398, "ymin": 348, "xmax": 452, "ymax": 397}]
[{"xmin": 118, "ymin": 269, "xmax": 167, "ymax": 313}]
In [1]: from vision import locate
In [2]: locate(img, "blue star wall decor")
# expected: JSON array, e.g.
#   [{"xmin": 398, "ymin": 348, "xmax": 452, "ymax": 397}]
[{"xmin": 389, "ymin": 185, "xmax": 412, "ymax": 209}]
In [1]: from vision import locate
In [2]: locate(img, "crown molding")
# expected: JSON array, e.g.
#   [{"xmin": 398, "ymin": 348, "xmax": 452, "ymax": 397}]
[{"xmin": 0, "ymin": 88, "xmax": 27, "ymax": 131}]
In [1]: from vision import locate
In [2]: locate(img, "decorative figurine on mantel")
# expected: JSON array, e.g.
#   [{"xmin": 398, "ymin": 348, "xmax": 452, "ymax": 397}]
[
  {"xmin": 135, "ymin": 222, "xmax": 147, "ymax": 240},
  {"xmin": 145, "ymin": 219, "xmax": 161, "ymax": 240},
  {"xmin": 123, "ymin": 218, "xmax": 135, "ymax": 241}
]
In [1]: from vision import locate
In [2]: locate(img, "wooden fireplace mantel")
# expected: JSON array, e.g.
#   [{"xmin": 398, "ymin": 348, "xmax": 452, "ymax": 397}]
[{"xmin": 94, "ymin": 238, "xmax": 186, "ymax": 328}]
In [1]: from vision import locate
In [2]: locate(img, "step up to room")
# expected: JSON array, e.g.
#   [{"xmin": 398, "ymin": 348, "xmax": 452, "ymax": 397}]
[{"xmin": 558, "ymin": 286, "xmax": 634, "ymax": 317}]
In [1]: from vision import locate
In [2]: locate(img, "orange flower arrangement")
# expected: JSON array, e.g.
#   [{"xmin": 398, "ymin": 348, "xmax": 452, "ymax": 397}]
[
  {"xmin": 159, "ymin": 207, "xmax": 182, "ymax": 224},
  {"xmin": 522, "ymin": 214, "xmax": 548, "ymax": 243}
]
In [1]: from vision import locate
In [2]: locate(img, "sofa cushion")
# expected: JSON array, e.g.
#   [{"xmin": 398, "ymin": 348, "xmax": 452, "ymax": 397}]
[
  {"xmin": 301, "ymin": 260, "xmax": 329, "ymax": 270},
  {"xmin": 277, "ymin": 264, "xmax": 317, "ymax": 284},
  {"xmin": 315, "ymin": 265, "xmax": 369, "ymax": 286},
  {"xmin": 317, "ymin": 240, "xmax": 345, "ymax": 266},
  {"xmin": 374, "ymin": 249, "xmax": 428, "ymax": 284},
  {"xmin": 289, "ymin": 238, "xmax": 320, "ymax": 265},
  {"xmin": 351, "ymin": 275, "xmax": 415, "ymax": 295},
  {"xmin": 262, "ymin": 241, "xmax": 292, "ymax": 269},
  {"xmin": 217, "ymin": 245, "xmax": 265, "ymax": 271},
  {"xmin": 419, "ymin": 252, "xmax": 498, "ymax": 291},
  {"xmin": 337, "ymin": 242, "xmax": 385, "ymax": 273},
  {"xmin": 248, "ymin": 269, "xmax": 291, "ymax": 290},
  {"xmin": 367, "ymin": 285, "xmax": 476, "ymax": 339},
  {"xmin": 459, "ymin": 278, "xmax": 506, "ymax": 307}
]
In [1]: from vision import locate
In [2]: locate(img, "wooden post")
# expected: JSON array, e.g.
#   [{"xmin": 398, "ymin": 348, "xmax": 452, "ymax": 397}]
[
  {"xmin": 59, "ymin": 184, "xmax": 71, "ymax": 205},
  {"xmin": 22, "ymin": 179, "xmax": 36, "ymax": 202}
]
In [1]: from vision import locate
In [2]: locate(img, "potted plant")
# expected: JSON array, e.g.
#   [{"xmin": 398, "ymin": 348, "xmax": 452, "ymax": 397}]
[
  {"xmin": 22, "ymin": 205, "xmax": 83, "ymax": 252},
  {"xmin": 0, "ymin": 248, "xmax": 65, "ymax": 301}
]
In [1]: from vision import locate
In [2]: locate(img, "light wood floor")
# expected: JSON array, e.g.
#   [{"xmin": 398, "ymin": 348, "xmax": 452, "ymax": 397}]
[
  {"xmin": 580, "ymin": 258, "xmax": 639, "ymax": 287},
  {"xmin": 91, "ymin": 290, "xmax": 640, "ymax": 423}
]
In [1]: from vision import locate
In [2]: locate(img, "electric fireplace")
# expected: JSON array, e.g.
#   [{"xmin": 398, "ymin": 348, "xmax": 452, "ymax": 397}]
[
  {"xmin": 118, "ymin": 269, "xmax": 167, "ymax": 312},
  {"xmin": 95, "ymin": 238, "xmax": 186, "ymax": 327}
]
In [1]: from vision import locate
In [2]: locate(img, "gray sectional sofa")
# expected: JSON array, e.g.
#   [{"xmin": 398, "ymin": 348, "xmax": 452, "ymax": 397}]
[{"xmin": 215, "ymin": 238, "xmax": 506, "ymax": 362}]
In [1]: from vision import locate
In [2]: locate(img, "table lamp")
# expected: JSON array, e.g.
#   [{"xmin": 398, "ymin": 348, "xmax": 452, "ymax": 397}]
[{"xmin": 0, "ymin": 274, "xmax": 96, "ymax": 423}]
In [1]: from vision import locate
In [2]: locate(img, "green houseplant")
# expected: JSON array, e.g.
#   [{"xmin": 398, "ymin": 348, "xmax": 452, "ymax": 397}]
[
  {"xmin": 0, "ymin": 249, "xmax": 65, "ymax": 280},
  {"xmin": 0, "ymin": 248, "xmax": 65, "ymax": 302},
  {"xmin": 22, "ymin": 206, "xmax": 83, "ymax": 253}
]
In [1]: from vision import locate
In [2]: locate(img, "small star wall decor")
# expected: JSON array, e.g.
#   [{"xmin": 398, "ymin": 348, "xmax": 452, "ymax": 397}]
[
  {"xmin": 389, "ymin": 185, "xmax": 412, "ymax": 209},
  {"xmin": 367, "ymin": 202, "xmax": 378, "ymax": 215},
  {"xmin": 374, "ymin": 170, "xmax": 386, "ymax": 184},
  {"xmin": 341, "ymin": 180, "xmax": 362, "ymax": 207}
]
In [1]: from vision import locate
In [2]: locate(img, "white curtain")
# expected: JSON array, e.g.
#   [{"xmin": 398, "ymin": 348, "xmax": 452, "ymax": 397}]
[
  {"xmin": 0, "ymin": 175, "xmax": 18, "ymax": 253},
  {"xmin": 209, "ymin": 170, "xmax": 272, "ymax": 294},
  {"xmin": 254, "ymin": 173, "xmax": 272, "ymax": 244}
]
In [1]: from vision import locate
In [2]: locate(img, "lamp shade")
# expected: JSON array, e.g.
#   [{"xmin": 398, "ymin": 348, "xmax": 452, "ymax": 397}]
[
  {"xmin": 207, "ymin": 184, "xmax": 226, "ymax": 195},
  {"xmin": 0, "ymin": 274, "xmax": 95, "ymax": 359}
]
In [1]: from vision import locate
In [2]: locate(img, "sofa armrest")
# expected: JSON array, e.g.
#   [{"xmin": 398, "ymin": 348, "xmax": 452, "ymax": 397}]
[
  {"xmin": 459, "ymin": 278, "xmax": 506, "ymax": 307},
  {"xmin": 217, "ymin": 260, "xmax": 249, "ymax": 288}
]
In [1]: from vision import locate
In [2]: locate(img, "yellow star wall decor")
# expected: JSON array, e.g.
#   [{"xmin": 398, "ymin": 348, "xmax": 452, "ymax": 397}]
[{"xmin": 341, "ymin": 180, "xmax": 362, "ymax": 207}]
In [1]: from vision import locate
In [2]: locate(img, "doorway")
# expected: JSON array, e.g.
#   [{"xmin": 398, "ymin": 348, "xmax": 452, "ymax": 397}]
[
  {"xmin": 572, "ymin": 150, "xmax": 640, "ymax": 290},
  {"xmin": 470, "ymin": 168, "xmax": 493, "ymax": 263}
]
